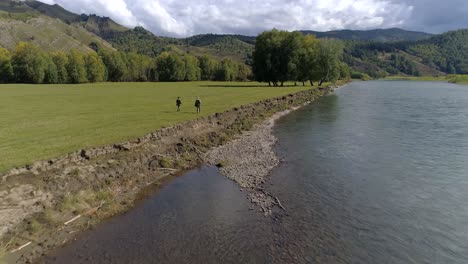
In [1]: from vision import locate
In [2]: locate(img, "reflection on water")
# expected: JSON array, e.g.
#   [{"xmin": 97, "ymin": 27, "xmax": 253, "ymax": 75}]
[{"xmin": 46, "ymin": 81, "xmax": 468, "ymax": 264}]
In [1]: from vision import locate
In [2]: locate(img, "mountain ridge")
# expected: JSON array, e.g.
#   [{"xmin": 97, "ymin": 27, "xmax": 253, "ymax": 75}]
[{"xmin": 1, "ymin": 0, "xmax": 467, "ymax": 77}]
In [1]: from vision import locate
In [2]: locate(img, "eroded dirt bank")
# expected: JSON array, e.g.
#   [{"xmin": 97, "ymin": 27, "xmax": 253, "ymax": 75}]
[{"xmin": 0, "ymin": 83, "xmax": 340, "ymax": 263}]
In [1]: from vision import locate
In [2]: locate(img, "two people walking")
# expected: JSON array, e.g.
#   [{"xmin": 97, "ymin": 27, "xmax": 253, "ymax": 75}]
[{"xmin": 176, "ymin": 96, "xmax": 201, "ymax": 113}]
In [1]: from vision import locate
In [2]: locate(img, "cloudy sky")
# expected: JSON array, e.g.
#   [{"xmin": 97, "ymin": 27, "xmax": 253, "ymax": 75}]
[{"xmin": 40, "ymin": 0, "xmax": 468, "ymax": 37}]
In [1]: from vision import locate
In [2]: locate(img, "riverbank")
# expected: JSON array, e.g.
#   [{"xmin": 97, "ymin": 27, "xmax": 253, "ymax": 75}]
[
  {"xmin": 0, "ymin": 82, "xmax": 343, "ymax": 263},
  {"xmin": 383, "ymin": 75, "xmax": 468, "ymax": 84},
  {"xmin": 205, "ymin": 107, "xmax": 302, "ymax": 215}
]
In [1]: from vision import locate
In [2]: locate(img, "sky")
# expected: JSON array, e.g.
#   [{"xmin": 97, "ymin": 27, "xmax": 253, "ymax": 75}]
[{"xmin": 39, "ymin": 0, "xmax": 468, "ymax": 37}]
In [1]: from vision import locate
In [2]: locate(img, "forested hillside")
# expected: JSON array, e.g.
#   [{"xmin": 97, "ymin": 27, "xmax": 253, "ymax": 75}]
[
  {"xmin": 0, "ymin": 0, "xmax": 467, "ymax": 80},
  {"xmin": 302, "ymin": 28, "xmax": 432, "ymax": 42},
  {"xmin": 0, "ymin": 11, "xmax": 114, "ymax": 52},
  {"xmin": 407, "ymin": 30, "xmax": 468, "ymax": 74}
]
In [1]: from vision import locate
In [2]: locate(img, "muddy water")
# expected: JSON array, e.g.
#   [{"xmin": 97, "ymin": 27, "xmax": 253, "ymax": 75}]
[{"xmin": 44, "ymin": 81, "xmax": 468, "ymax": 263}]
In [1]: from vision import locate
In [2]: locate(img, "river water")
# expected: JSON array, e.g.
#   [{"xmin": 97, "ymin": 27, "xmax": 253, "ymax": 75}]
[{"xmin": 44, "ymin": 81, "xmax": 468, "ymax": 264}]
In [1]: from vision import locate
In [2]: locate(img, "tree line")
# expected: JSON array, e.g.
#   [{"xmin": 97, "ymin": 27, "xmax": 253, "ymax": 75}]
[
  {"xmin": 0, "ymin": 42, "xmax": 252, "ymax": 84},
  {"xmin": 253, "ymin": 29, "xmax": 349, "ymax": 86}
]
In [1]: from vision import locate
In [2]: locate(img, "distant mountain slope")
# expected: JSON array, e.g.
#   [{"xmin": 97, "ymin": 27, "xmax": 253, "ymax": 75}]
[
  {"xmin": 302, "ymin": 28, "xmax": 432, "ymax": 42},
  {"xmin": 344, "ymin": 29, "xmax": 468, "ymax": 76},
  {"xmin": 0, "ymin": 13, "xmax": 114, "ymax": 52},
  {"xmin": 406, "ymin": 29, "xmax": 468, "ymax": 73},
  {"xmin": 1, "ymin": 0, "xmax": 466, "ymax": 77},
  {"xmin": 24, "ymin": 0, "xmax": 78, "ymax": 23}
]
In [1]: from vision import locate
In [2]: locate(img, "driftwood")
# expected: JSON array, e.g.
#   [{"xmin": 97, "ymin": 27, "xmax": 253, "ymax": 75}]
[
  {"xmin": 274, "ymin": 196, "xmax": 286, "ymax": 211},
  {"xmin": 64, "ymin": 215, "xmax": 81, "ymax": 226},
  {"xmin": 158, "ymin": 168, "xmax": 178, "ymax": 172},
  {"xmin": 10, "ymin": 241, "xmax": 32, "ymax": 253},
  {"xmin": 63, "ymin": 201, "xmax": 105, "ymax": 226}
]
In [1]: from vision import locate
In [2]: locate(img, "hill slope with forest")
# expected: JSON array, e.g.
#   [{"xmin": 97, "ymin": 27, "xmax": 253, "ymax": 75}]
[
  {"xmin": 0, "ymin": 11, "xmax": 113, "ymax": 52},
  {"xmin": 302, "ymin": 28, "xmax": 432, "ymax": 42},
  {"xmin": 1, "ymin": 0, "xmax": 467, "ymax": 78}
]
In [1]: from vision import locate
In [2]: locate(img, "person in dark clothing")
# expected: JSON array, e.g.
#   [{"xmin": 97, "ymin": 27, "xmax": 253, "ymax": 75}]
[
  {"xmin": 195, "ymin": 97, "xmax": 201, "ymax": 113},
  {"xmin": 176, "ymin": 97, "xmax": 182, "ymax": 112}
]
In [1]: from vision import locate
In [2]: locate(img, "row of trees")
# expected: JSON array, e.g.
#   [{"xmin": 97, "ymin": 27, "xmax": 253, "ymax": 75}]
[
  {"xmin": 253, "ymin": 30, "xmax": 349, "ymax": 86},
  {"xmin": 0, "ymin": 42, "xmax": 252, "ymax": 84}
]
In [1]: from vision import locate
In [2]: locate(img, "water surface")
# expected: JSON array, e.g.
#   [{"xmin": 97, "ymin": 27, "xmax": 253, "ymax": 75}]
[{"xmin": 45, "ymin": 81, "xmax": 468, "ymax": 263}]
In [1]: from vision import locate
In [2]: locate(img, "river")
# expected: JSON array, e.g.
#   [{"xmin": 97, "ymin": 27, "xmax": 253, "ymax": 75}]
[{"xmin": 43, "ymin": 81, "xmax": 468, "ymax": 264}]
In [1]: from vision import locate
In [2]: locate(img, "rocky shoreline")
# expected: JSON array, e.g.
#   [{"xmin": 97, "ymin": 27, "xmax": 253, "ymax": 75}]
[
  {"xmin": 206, "ymin": 106, "xmax": 302, "ymax": 215},
  {"xmin": 0, "ymin": 83, "xmax": 343, "ymax": 263}
]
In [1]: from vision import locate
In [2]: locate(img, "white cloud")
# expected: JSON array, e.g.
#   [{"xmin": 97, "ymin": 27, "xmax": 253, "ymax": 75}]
[{"xmin": 41, "ymin": 0, "xmax": 418, "ymax": 36}]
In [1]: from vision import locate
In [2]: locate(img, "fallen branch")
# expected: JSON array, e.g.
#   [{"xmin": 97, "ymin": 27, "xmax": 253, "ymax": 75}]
[
  {"xmin": 274, "ymin": 196, "xmax": 286, "ymax": 211},
  {"xmin": 10, "ymin": 241, "xmax": 31, "ymax": 253},
  {"xmin": 64, "ymin": 215, "xmax": 81, "ymax": 225},
  {"xmin": 158, "ymin": 168, "xmax": 178, "ymax": 172},
  {"xmin": 62, "ymin": 202, "xmax": 105, "ymax": 227}
]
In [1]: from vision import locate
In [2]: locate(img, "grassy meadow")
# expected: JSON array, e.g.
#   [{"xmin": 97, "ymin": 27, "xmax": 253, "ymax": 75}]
[{"xmin": 0, "ymin": 81, "xmax": 312, "ymax": 172}]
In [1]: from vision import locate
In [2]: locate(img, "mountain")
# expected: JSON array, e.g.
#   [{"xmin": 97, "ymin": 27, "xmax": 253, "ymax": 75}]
[
  {"xmin": 1, "ymin": 0, "xmax": 466, "ymax": 78},
  {"xmin": 0, "ymin": 0, "xmax": 115, "ymax": 52},
  {"xmin": 406, "ymin": 29, "xmax": 468, "ymax": 74},
  {"xmin": 343, "ymin": 29, "xmax": 468, "ymax": 77},
  {"xmin": 302, "ymin": 28, "xmax": 433, "ymax": 42}
]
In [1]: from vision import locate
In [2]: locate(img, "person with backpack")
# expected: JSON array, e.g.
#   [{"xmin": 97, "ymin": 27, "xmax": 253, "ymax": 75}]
[
  {"xmin": 195, "ymin": 97, "xmax": 201, "ymax": 113},
  {"xmin": 176, "ymin": 97, "xmax": 182, "ymax": 112}
]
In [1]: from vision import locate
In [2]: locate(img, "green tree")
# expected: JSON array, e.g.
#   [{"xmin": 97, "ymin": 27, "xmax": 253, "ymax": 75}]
[
  {"xmin": 198, "ymin": 55, "xmax": 218, "ymax": 80},
  {"xmin": 237, "ymin": 63, "xmax": 252, "ymax": 81},
  {"xmin": 215, "ymin": 58, "xmax": 237, "ymax": 81},
  {"xmin": 66, "ymin": 49, "xmax": 88, "ymax": 83},
  {"xmin": 12, "ymin": 42, "xmax": 47, "ymax": 83},
  {"xmin": 312, "ymin": 39, "xmax": 343, "ymax": 86},
  {"xmin": 156, "ymin": 52, "xmax": 185, "ymax": 81},
  {"xmin": 254, "ymin": 29, "xmax": 318, "ymax": 86},
  {"xmin": 99, "ymin": 50, "xmax": 126, "ymax": 82},
  {"xmin": 85, "ymin": 52, "xmax": 106, "ymax": 82},
  {"xmin": 51, "ymin": 52, "xmax": 69, "ymax": 83},
  {"xmin": 339, "ymin": 62, "xmax": 351, "ymax": 80},
  {"xmin": 183, "ymin": 55, "xmax": 201, "ymax": 81},
  {"xmin": 254, "ymin": 30, "xmax": 281, "ymax": 85},
  {"xmin": 297, "ymin": 35, "xmax": 319, "ymax": 86},
  {"xmin": 0, "ymin": 47, "xmax": 13, "ymax": 83},
  {"xmin": 125, "ymin": 52, "xmax": 152, "ymax": 81},
  {"xmin": 43, "ymin": 55, "xmax": 59, "ymax": 84}
]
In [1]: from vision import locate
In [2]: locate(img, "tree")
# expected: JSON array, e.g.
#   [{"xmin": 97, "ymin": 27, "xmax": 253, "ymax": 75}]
[
  {"xmin": 297, "ymin": 35, "xmax": 319, "ymax": 86},
  {"xmin": 0, "ymin": 47, "xmax": 13, "ymax": 83},
  {"xmin": 66, "ymin": 49, "xmax": 88, "ymax": 83},
  {"xmin": 12, "ymin": 42, "xmax": 47, "ymax": 83},
  {"xmin": 198, "ymin": 55, "xmax": 218, "ymax": 80},
  {"xmin": 51, "ymin": 52, "xmax": 69, "ymax": 83},
  {"xmin": 99, "ymin": 49, "xmax": 126, "ymax": 82},
  {"xmin": 339, "ymin": 62, "xmax": 351, "ymax": 80},
  {"xmin": 85, "ymin": 52, "xmax": 106, "ymax": 82},
  {"xmin": 281, "ymin": 31, "xmax": 303, "ymax": 85},
  {"xmin": 156, "ymin": 52, "xmax": 185, "ymax": 81},
  {"xmin": 183, "ymin": 55, "xmax": 201, "ymax": 81},
  {"xmin": 215, "ymin": 58, "xmax": 237, "ymax": 81},
  {"xmin": 125, "ymin": 52, "xmax": 151, "ymax": 81},
  {"xmin": 312, "ymin": 39, "xmax": 343, "ymax": 86},
  {"xmin": 237, "ymin": 63, "xmax": 252, "ymax": 81},
  {"xmin": 43, "ymin": 56, "xmax": 59, "ymax": 84},
  {"xmin": 253, "ymin": 30, "xmax": 276, "ymax": 85}
]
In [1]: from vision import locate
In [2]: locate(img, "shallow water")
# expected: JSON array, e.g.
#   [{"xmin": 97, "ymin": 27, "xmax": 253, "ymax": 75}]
[{"xmin": 45, "ymin": 81, "xmax": 468, "ymax": 263}]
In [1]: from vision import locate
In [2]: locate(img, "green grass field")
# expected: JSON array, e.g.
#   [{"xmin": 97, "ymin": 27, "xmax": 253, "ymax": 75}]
[{"xmin": 0, "ymin": 81, "xmax": 312, "ymax": 173}]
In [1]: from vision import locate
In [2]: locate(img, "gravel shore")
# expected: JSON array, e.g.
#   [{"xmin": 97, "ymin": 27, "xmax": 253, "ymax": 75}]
[{"xmin": 206, "ymin": 106, "xmax": 302, "ymax": 215}]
